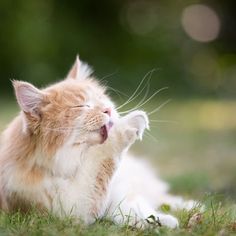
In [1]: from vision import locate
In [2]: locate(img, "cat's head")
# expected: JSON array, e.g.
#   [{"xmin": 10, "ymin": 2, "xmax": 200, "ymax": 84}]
[{"xmin": 13, "ymin": 56, "xmax": 118, "ymax": 155}]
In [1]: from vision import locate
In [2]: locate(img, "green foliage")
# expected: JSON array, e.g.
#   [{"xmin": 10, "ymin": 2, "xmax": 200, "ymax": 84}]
[
  {"xmin": 0, "ymin": 1, "xmax": 235, "ymax": 98},
  {"xmin": 167, "ymin": 172, "xmax": 209, "ymax": 196}
]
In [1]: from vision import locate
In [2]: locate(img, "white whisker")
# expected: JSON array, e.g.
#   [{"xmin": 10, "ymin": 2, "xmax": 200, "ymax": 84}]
[
  {"xmin": 150, "ymin": 119, "xmax": 179, "ymax": 124},
  {"xmin": 144, "ymin": 131, "xmax": 159, "ymax": 143},
  {"xmin": 118, "ymin": 77, "xmax": 152, "ymax": 110},
  {"xmin": 116, "ymin": 69, "xmax": 156, "ymax": 110},
  {"xmin": 100, "ymin": 70, "xmax": 118, "ymax": 82},
  {"xmin": 107, "ymin": 86, "xmax": 129, "ymax": 98},
  {"xmin": 119, "ymin": 87, "xmax": 168, "ymax": 115},
  {"xmin": 44, "ymin": 126, "xmax": 86, "ymax": 133},
  {"xmin": 148, "ymin": 99, "xmax": 171, "ymax": 116},
  {"xmin": 123, "ymin": 78, "xmax": 151, "ymax": 112}
]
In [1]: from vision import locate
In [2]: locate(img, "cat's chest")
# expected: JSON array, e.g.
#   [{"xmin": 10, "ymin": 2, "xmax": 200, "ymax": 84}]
[{"xmin": 52, "ymin": 145, "xmax": 85, "ymax": 178}]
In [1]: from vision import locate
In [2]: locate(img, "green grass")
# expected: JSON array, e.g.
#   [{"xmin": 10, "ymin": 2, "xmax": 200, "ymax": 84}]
[
  {"xmin": 0, "ymin": 98, "xmax": 236, "ymax": 235},
  {"xmin": 0, "ymin": 199, "xmax": 235, "ymax": 236}
]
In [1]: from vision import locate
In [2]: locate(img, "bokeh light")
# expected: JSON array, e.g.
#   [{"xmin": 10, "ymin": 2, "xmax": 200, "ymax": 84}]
[
  {"xmin": 121, "ymin": 0, "xmax": 159, "ymax": 35},
  {"xmin": 181, "ymin": 4, "xmax": 221, "ymax": 42}
]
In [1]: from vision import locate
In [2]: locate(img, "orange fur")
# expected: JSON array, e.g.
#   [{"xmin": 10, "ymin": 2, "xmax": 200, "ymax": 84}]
[
  {"xmin": 92, "ymin": 158, "xmax": 116, "ymax": 217},
  {"xmin": 0, "ymin": 72, "xmax": 113, "ymax": 214}
]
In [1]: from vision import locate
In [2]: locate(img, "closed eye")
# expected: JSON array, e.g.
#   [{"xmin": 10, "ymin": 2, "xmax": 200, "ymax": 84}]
[{"xmin": 71, "ymin": 105, "xmax": 90, "ymax": 109}]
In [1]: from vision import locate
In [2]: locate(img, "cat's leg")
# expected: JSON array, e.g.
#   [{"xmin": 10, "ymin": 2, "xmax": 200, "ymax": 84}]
[
  {"xmin": 107, "ymin": 195, "xmax": 179, "ymax": 229},
  {"xmin": 81, "ymin": 111, "xmax": 149, "ymax": 219},
  {"xmin": 51, "ymin": 111, "xmax": 149, "ymax": 224}
]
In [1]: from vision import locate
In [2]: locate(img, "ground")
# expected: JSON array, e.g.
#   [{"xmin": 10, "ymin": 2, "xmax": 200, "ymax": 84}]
[{"xmin": 0, "ymin": 98, "xmax": 236, "ymax": 235}]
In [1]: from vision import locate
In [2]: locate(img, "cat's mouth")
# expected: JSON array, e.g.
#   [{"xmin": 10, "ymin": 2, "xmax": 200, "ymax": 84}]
[{"xmin": 100, "ymin": 121, "xmax": 113, "ymax": 143}]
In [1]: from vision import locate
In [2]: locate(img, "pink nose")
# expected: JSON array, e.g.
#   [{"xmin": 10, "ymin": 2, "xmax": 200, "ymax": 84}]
[{"xmin": 103, "ymin": 107, "xmax": 112, "ymax": 117}]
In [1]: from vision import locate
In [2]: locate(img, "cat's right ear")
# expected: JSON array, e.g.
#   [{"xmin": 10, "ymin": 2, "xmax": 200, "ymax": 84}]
[
  {"xmin": 66, "ymin": 55, "xmax": 93, "ymax": 80},
  {"xmin": 12, "ymin": 80, "xmax": 44, "ymax": 118}
]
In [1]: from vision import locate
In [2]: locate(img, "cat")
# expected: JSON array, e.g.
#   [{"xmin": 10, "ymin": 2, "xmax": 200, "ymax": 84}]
[{"xmin": 0, "ymin": 56, "xmax": 196, "ymax": 229}]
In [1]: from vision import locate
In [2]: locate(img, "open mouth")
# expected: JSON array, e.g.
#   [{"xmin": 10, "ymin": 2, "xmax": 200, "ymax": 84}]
[{"xmin": 100, "ymin": 121, "xmax": 113, "ymax": 143}]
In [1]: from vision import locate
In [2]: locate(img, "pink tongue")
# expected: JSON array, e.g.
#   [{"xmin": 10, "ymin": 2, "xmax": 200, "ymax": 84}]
[
  {"xmin": 100, "ymin": 125, "xmax": 108, "ymax": 143},
  {"xmin": 100, "ymin": 122, "xmax": 113, "ymax": 144}
]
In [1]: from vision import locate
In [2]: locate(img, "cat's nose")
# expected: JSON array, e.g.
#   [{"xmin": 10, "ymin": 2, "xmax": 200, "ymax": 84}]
[{"xmin": 103, "ymin": 107, "xmax": 112, "ymax": 117}]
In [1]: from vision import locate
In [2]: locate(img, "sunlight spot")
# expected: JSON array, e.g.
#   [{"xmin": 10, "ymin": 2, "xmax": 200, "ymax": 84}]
[{"xmin": 198, "ymin": 101, "xmax": 236, "ymax": 130}]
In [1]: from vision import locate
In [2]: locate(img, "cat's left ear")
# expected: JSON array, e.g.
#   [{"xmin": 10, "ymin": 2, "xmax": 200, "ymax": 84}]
[
  {"xmin": 67, "ymin": 55, "xmax": 93, "ymax": 80},
  {"xmin": 12, "ymin": 80, "xmax": 45, "ymax": 118}
]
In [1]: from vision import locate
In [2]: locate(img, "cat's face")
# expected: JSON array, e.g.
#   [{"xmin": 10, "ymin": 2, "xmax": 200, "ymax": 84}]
[{"xmin": 13, "ymin": 57, "xmax": 118, "ymax": 155}]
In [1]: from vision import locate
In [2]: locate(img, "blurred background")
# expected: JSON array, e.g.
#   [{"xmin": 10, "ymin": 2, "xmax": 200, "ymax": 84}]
[{"xmin": 0, "ymin": 0, "xmax": 235, "ymax": 200}]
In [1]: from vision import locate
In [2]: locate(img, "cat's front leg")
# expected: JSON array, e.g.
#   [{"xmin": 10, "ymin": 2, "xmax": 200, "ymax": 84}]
[{"xmin": 81, "ymin": 111, "xmax": 148, "ymax": 222}]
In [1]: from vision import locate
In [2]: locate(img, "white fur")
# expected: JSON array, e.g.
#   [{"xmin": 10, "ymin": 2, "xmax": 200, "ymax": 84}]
[
  {"xmin": 76, "ymin": 60, "xmax": 93, "ymax": 81},
  {"xmin": 106, "ymin": 154, "xmax": 197, "ymax": 228},
  {"xmin": 67, "ymin": 56, "xmax": 93, "ymax": 81}
]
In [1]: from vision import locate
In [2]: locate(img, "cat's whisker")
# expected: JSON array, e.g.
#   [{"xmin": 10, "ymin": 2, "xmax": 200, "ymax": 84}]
[
  {"xmin": 44, "ymin": 127, "xmax": 76, "ymax": 133},
  {"xmin": 149, "ymin": 124, "xmax": 171, "ymax": 128},
  {"xmin": 99, "ymin": 70, "xmax": 118, "ymax": 82},
  {"xmin": 149, "ymin": 125, "xmax": 159, "ymax": 128},
  {"xmin": 144, "ymin": 131, "xmax": 159, "ymax": 143},
  {"xmin": 148, "ymin": 99, "xmax": 171, "ymax": 116},
  {"xmin": 119, "ymin": 87, "xmax": 168, "ymax": 115},
  {"xmin": 119, "ymin": 87, "xmax": 168, "ymax": 114},
  {"xmin": 44, "ymin": 127, "xmax": 74, "ymax": 131},
  {"xmin": 116, "ymin": 69, "xmax": 156, "ymax": 110},
  {"xmin": 116, "ymin": 77, "xmax": 150, "ymax": 111},
  {"xmin": 150, "ymin": 119, "xmax": 179, "ymax": 125},
  {"xmin": 121, "ymin": 77, "xmax": 151, "ymax": 112},
  {"xmin": 106, "ymin": 86, "xmax": 129, "ymax": 99},
  {"xmin": 100, "ymin": 80, "xmax": 109, "ymax": 87},
  {"xmin": 99, "ymin": 72, "xmax": 119, "ymax": 96},
  {"xmin": 44, "ymin": 126, "xmax": 88, "ymax": 132}
]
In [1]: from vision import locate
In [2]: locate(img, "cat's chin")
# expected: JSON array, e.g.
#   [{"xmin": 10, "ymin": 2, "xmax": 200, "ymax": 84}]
[{"xmin": 100, "ymin": 121, "xmax": 113, "ymax": 144}]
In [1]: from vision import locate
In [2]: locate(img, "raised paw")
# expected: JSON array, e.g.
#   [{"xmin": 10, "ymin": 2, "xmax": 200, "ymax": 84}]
[
  {"xmin": 123, "ymin": 110, "xmax": 149, "ymax": 140},
  {"xmin": 105, "ymin": 111, "xmax": 149, "ymax": 153}
]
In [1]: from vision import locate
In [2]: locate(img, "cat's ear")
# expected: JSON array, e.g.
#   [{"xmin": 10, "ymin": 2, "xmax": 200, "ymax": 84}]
[
  {"xmin": 12, "ymin": 80, "xmax": 44, "ymax": 118},
  {"xmin": 66, "ymin": 55, "xmax": 93, "ymax": 80}
]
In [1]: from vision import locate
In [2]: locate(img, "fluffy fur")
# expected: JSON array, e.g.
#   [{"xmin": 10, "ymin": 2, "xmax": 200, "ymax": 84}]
[{"xmin": 0, "ymin": 57, "xmax": 195, "ymax": 228}]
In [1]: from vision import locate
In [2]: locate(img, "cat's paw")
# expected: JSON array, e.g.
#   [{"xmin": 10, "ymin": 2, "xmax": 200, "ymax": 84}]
[
  {"xmin": 154, "ymin": 214, "xmax": 179, "ymax": 229},
  {"xmin": 107, "ymin": 125, "xmax": 138, "ymax": 151},
  {"xmin": 107, "ymin": 111, "xmax": 149, "ymax": 151},
  {"xmin": 124, "ymin": 110, "xmax": 149, "ymax": 140}
]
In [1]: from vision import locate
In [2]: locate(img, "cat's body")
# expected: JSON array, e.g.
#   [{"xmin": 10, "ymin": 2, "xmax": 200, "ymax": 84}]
[{"xmin": 0, "ymin": 57, "xmax": 194, "ymax": 228}]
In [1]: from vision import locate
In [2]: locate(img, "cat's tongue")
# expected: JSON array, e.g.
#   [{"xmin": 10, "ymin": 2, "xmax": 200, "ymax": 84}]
[{"xmin": 100, "ymin": 122, "xmax": 113, "ymax": 143}]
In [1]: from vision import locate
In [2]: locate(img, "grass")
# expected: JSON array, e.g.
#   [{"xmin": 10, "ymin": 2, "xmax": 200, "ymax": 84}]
[
  {"xmin": 0, "ymin": 98, "xmax": 236, "ymax": 235},
  {"xmin": 0, "ymin": 199, "xmax": 235, "ymax": 236}
]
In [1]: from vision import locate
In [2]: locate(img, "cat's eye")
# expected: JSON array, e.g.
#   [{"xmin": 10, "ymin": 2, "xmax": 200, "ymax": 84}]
[{"xmin": 72, "ymin": 105, "xmax": 90, "ymax": 109}]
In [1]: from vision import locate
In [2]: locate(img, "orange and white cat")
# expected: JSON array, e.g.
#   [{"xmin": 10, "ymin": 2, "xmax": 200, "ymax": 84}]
[{"xmin": 0, "ymin": 57, "xmax": 195, "ymax": 228}]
